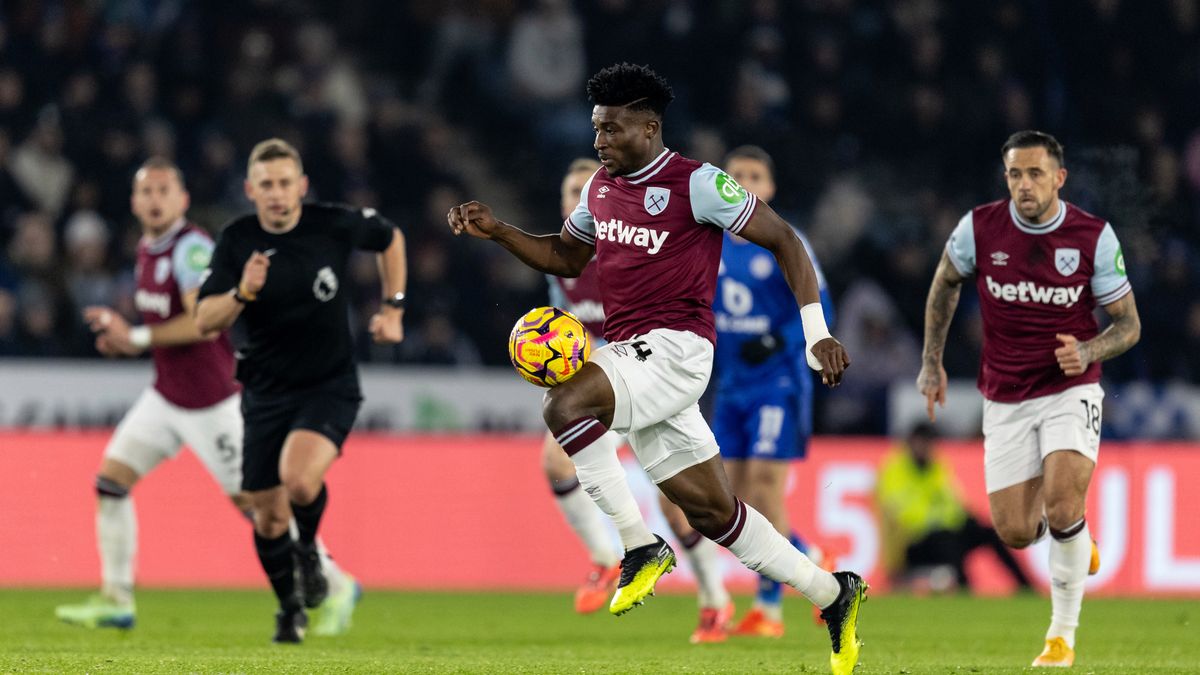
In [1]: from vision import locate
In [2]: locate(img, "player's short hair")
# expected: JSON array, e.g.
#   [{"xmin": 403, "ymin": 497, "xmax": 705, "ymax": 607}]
[
  {"xmin": 247, "ymin": 138, "xmax": 304, "ymax": 175},
  {"xmin": 134, "ymin": 157, "xmax": 185, "ymax": 189},
  {"xmin": 1001, "ymin": 130, "xmax": 1065, "ymax": 167},
  {"xmin": 587, "ymin": 63, "xmax": 674, "ymax": 118},
  {"xmin": 723, "ymin": 145, "xmax": 776, "ymax": 177},
  {"xmin": 566, "ymin": 158, "xmax": 601, "ymax": 176}
]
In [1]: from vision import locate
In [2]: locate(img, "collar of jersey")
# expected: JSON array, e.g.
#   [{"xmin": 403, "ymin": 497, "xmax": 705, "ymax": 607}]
[
  {"xmin": 619, "ymin": 148, "xmax": 674, "ymax": 185},
  {"xmin": 143, "ymin": 217, "xmax": 188, "ymax": 254},
  {"xmin": 1008, "ymin": 199, "xmax": 1066, "ymax": 235}
]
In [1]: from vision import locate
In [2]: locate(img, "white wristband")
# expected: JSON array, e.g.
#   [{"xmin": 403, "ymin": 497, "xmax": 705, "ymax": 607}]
[
  {"xmin": 800, "ymin": 303, "xmax": 831, "ymax": 371},
  {"xmin": 129, "ymin": 325, "xmax": 152, "ymax": 350}
]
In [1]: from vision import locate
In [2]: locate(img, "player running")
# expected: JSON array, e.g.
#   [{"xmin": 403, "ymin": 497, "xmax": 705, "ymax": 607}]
[
  {"xmin": 54, "ymin": 159, "xmax": 359, "ymax": 636},
  {"xmin": 714, "ymin": 145, "xmax": 834, "ymax": 638},
  {"xmin": 197, "ymin": 139, "xmax": 407, "ymax": 643},
  {"xmin": 917, "ymin": 130, "xmax": 1140, "ymax": 667},
  {"xmin": 548, "ymin": 159, "xmax": 731, "ymax": 642},
  {"xmin": 450, "ymin": 63, "xmax": 866, "ymax": 674}
]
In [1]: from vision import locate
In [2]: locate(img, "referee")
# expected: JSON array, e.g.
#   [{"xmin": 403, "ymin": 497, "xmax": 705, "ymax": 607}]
[{"xmin": 197, "ymin": 138, "xmax": 406, "ymax": 643}]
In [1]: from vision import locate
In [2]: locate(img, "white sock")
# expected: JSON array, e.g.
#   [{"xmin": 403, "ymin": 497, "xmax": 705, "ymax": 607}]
[
  {"xmin": 715, "ymin": 500, "xmax": 840, "ymax": 608},
  {"xmin": 97, "ymin": 495, "xmax": 136, "ymax": 605},
  {"xmin": 317, "ymin": 537, "xmax": 349, "ymax": 595},
  {"xmin": 554, "ymin": 478, "xmax": 621, "ymax": 566},
  {"xmin": 1047, "ymin": 518, "xmax": 1090, "ymax": 648},
  {"xmin": 681, "ymin": 533, "xmax": 729, "ymax": 609},
  {"xmin": 555, "ymin": 417, "xmax": 656, "ymax": 551}
]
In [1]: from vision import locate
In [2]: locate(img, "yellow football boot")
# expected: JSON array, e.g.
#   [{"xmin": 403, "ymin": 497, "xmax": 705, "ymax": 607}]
[
  {"xmin": 819, "ymin": 571, "xmax": 868, "ymax": 675},
  {"xmin": 609, "ymin": 535, "xmax": 675, "ymax": 616},
  {"xmin": 1032, "ymin": 637, "xmax": 1075, "ymax": 667}
]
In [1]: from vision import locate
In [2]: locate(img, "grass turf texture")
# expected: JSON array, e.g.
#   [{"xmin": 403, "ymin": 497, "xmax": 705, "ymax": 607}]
[{"xmin": 2, "ymin": 590, "xmax": 1195, "ymax": 674}]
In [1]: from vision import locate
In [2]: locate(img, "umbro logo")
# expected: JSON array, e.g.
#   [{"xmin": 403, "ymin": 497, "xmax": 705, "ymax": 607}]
[
  {"xmin": 991, "ymin": 251, "xmax": 1009, "ymax": 266},
  {"xmin": 596, "ymin": 185, "xmax": 610, "ymax": 199}
]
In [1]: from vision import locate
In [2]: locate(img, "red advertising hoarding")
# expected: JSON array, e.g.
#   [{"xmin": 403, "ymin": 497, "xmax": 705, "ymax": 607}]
[{"xmin": 2, "ymin": 432, "xmax": 1197, "ymax": 595}]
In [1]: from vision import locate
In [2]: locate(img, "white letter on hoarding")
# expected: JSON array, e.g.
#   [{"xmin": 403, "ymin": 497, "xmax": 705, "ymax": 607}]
[
  {"xmin": 1145, "ymin": 466, "xmax": 1200, "ymax": 590},
  {"xmin": 817, "ymin": 463, "xmax": 878, "ymax": 577}
]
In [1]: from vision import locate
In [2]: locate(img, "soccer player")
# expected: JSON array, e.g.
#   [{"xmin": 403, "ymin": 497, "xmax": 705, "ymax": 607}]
[
  {"xmin": 548, "ymin": 159, "xmax": 731, "ymax": 643},
  {"xmin": 54, "ymin": 159, "xmax": 358, "ymax": 636},
  {"xmin": 196, "ymin": 139, "xmax": 407, "ymax": 643},
  {"xmin": 450, "ymin": 63, "xmax": 865, "ymax": 674},
  {"xmin": 713, "ymin": 145, "xmax": 834, "ymax": 638},
  {"xmin": 917, "ymin": 130, "xmax": 1140, "ymax": 667}
]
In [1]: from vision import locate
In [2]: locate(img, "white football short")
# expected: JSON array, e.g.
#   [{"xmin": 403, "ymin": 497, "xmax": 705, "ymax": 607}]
[
  {"xmin": 105, "ymin": 388, "xmax": 244, "ymax": 496},
  {"xmin": 589, "ymin": 328, "xmax": 719, "ymax": 484},
  {"xmin": 982, "ymin": 383, "xmax": 1104, "ymax": 493}
]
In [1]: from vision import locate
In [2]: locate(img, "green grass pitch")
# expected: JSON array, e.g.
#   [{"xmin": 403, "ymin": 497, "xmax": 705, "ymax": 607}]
[{"xmin": 2, "ymin": 590, "xmax": 1195, "ymax": 673}]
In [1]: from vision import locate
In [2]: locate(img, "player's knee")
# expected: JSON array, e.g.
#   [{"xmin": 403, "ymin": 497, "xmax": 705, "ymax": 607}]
[
  {"xmin": 680, "ymin": 499, "xmax": 736, "ymax": 541},
  {"xmin": 282, "ymin": 476, "xmax": 321, "ymax": 506},
  {"xmin": 992, "ymin": 516, "xmax": 1036, "ymax": 549},
  {"xmin": 542, "ymin": 387, "xmax": 580, "ymax": 432},
  {"xmin": 253, "ymin": 507, "xmax": 290, "ymax": 538},
  {"xmin": 1044, "ymin": 498, "xmax": 1085, "ymax": 532},
  {"xmin": 229, "ymin": 491, "xmax": 253, "ymax": 514},
  {"xmin": 542, "ymin": 380, "xmax": 609, "ymax": 433}
]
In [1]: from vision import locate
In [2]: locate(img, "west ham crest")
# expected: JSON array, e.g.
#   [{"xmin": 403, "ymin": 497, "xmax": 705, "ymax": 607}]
[
  {"xmin": 1055, "ymin": 248, "xmax": 1080, "ymax": 276},
  {"xmin": 155, "ymin": 257, "xmax": 172, "ymax": 284},
  {"xmin": 644, "ymin": 187, "xmax": 670, "ymax": 216}
]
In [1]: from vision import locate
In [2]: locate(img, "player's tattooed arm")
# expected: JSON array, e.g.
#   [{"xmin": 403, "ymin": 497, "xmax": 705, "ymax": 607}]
[
  {"xmin": 1056, "ymin": 292, "xmax": 1141, "ymax": 376},
  {"xmin": 917, "ymin": 251, "xmax": 966, "ymax": 421}
]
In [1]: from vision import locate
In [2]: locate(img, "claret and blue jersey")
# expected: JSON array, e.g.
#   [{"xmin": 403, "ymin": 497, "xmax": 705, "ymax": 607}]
[{"xmin": 711, "ymin": 227, "xmax": 834, "ymax": 461}]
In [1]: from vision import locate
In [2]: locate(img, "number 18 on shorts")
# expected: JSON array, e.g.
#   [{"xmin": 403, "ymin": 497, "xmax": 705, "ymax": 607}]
[{"xmin": 981, "ymin": 383, "xmax": 1103, "ymax": 494}]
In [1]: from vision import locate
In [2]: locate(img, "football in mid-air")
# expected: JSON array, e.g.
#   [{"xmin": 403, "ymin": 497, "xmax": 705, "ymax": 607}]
[{"xmin": 508, "ymin": 306, "xmax": 591, "ymax": 387}]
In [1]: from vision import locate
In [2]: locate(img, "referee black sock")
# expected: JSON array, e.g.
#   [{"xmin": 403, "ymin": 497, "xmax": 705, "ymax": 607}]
[
  {"xmin": 290, "ymin": 484, "xmax": 327, "ymax": 547},
  {"xmin": 254, "ymin": 531, "xmax": 300, "ymax": 611}
]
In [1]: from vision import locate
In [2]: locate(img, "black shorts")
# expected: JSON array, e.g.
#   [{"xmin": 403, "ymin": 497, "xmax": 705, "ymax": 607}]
[{"xmin": 240, "ymin": 381, "xmax": 362, "ymax": 492}]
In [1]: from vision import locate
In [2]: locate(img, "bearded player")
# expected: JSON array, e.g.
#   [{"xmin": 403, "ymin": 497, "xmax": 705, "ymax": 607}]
[{"xmin": 918, "ymin": 130, "xmax": 1140, "ymax": 667}]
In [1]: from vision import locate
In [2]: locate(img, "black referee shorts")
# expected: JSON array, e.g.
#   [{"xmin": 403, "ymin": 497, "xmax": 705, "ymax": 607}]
[{"xmin": 240, "ymin": 382, "xmax": 362, "ymax": 492}]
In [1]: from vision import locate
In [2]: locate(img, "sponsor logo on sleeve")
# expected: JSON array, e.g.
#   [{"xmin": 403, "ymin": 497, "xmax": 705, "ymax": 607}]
[
  {"xmin": 186, "ymin": 244, "xmax": 211, "ymax": 271},
  {"xmin": 715, "ymin": 172, "xmax": 748, "ymax": 204},
  {"xmin": 1115, "ymin": 247, "xmax": 1126, "ymax": 276}
]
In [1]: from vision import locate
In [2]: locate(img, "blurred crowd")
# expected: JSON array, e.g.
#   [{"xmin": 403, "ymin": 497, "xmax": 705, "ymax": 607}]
[{"xmin": 1, "ymin": 0, "xmax": 1198, "ymax": 432}]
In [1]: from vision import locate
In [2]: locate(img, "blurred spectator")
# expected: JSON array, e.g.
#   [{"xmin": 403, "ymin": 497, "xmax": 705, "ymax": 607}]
[
  {"xmin": 62, "ymin": 210, "xmax": 116, "ymax": 312},
  {"xmin": 9, "ymin": 107, "xmax": 73, "ymax": 218},
  {"xmin": 875, "ymin": 423, "xmax": 1032, "ymax": 593},
  {"xmin": 824, "ymin": 278, "xmax": 919, "ymax": 433},
  {"xmin": 0, "ymin": 1, "xmax": 1194, "ymax": 409},
  {"xmin": 0, "ymin": 288, "xmax": 18, "ymax": 355}
]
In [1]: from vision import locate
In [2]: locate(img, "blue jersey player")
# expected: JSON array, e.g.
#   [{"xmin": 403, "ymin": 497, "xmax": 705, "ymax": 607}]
[{"xmin": 714, "ymin": 146, "xmax": 834, "ymax": 638}]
